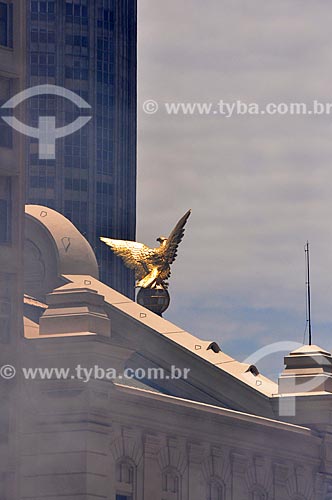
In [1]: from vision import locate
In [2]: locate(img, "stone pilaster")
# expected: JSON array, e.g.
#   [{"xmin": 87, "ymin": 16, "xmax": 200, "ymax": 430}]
[
  {"xmin": 143, "ymin": 434, "xmax": 161, "ymax": 500},
  {"xmin": 231, "ymin": 452, "xmax": 248, "ymax": 500},
  {"xmin": 188, "ymin": 443, "xmax": 205, "ymax": 500},
  {"xmin": 273, "ymin": 462, "xmax": 289, "ymax": 500}
]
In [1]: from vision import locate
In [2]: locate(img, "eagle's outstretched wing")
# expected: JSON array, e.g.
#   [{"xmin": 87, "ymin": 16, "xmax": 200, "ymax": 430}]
[
  {"xmin": 163, "ymin": 209, "xmax": 191, "ymax": 265},
  {"xmin": 100, "ymin": 238, "xmax": 153, "ymax": 280}
]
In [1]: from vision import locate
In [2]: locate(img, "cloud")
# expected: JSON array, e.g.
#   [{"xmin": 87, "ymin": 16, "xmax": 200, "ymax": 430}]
[{"xmin": 137, "ymin": 0, "xmax": 332, "ymax": 373}]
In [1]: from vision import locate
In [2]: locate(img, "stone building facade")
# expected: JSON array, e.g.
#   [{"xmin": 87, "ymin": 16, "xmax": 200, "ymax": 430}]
[
  {"xmin": 0, "ymin": 0, "xmax": 25, "ymax": 344},
  {"xmin": 4, "ymin": 205, "xmax": 329, "ymax": 500},
  {"xmin": 0, "ymin": 3, "xmax": 26, "ymax": 499}
]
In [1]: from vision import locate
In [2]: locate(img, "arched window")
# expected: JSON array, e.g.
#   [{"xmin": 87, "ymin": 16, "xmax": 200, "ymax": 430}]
[
  {"xmin": 162, "ymin": 467, "xmax": 181, "ymax": 500},
  {"xmin": 208, "ymin": 478, "xmax": 224, "ymax": 500},
  {"xmin": 116, "ymin": 459, "xmax": 135, "ymax": 500},
  {"xmin": 117, "ymin": 461, "xmax": 134, "ymax": 485},
  {"xmin": 251, "ymin": 486, "xmax": 267, "ymax": 500}
]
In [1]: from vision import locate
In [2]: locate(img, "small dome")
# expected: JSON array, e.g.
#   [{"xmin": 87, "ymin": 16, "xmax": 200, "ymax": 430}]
[{"xmin": 25, "ymin": 205, "xmax": 99, "ymax": 300}]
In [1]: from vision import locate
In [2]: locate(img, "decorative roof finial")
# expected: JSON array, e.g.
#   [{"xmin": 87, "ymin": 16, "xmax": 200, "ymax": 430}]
[
  {"xmin": 305, "ymin": 241, "xmax": 312, "ymax": 346},
  {"xmin": 100, "ymin": 209, "xmax": 191, "ymax": 315}
]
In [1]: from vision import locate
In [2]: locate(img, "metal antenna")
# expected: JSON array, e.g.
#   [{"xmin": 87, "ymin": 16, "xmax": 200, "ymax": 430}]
[{"xmin": 305, "ymin": 241, "xmax": 312, "ymax": 345}]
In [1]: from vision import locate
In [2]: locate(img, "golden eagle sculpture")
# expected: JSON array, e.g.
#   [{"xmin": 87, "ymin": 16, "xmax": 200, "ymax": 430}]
[{"xmin": 100, "ymin": 210, "xmax": 191, "ymax": 290}]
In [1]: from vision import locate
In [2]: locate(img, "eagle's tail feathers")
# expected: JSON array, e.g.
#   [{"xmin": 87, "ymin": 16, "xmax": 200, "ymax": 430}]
[{"xmin": 137, "ymin": 267, "xmax": 159, "ymax": 288}]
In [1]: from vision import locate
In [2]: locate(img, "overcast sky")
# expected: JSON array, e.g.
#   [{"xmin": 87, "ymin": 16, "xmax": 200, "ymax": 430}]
[{"xmin": 137, "ymin": 0, "xmax": 332, "ymax": 379}]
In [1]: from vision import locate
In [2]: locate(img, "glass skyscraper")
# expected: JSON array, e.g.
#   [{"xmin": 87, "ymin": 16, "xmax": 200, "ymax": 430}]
[{"xmin": 25, "ymin": 0, "xmax": 137, "ymax": 297}]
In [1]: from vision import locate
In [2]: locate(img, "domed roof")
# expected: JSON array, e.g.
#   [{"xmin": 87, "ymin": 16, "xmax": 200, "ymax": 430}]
[{"xmin": 25, "ymin": 205, "xmax": 99, "ymax": 299}]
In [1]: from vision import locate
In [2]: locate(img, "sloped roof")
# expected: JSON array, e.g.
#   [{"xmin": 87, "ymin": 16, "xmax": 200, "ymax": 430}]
[
  {"xmin": 23, "ymin": 205, "xmax": 277, "ymax": 418},
  {"xmin": 61, "ymin": 274, "xmax": 278, "ymax": 397}
]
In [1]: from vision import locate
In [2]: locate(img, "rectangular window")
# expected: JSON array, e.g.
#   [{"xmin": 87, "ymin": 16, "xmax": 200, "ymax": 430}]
[
  {"xmin": 0, "ymin": 121, "xmax": 12, "ymax": 148},
  {"xmin": 31, "ymin": 28, "xmax": 55, "ymax": 44},
  {"xmin": 39, "ymin": 1, "xmax": 47, "ymax": 13},
  {"xmin": 30, "ymin": 52, "xmax": 56, "ymax": 77},
  {"xmin": 65, "ymin": 3, "xmax": 72, "ymax": 16},
  {"xmin": 29, "ymin": 176, "xmax": 40, "ymax": 188},
  {"xmin": 0, "ymin": 76, "xmax": 12, "ymax": 148},
  {"xmin": 116, "ymin": 496, "xmax": 132, "ymax": 500},
  {"xmin": 32, "ymin": 1, "xmax": 55, "ymax": 14},
  {"xmin": 0, "ymin": 274, "xmax": 12, "ymax": 343},
  {"xmin": 0, "ymin": 177, "xmax": 11, "ymax": 244},
  {"xmin": 0, "ymin": 2, "xmax": 13, "ymax": 48},
  {"xmin": 39, "ymin": 29, "xmax": 47, "ymax": 43},
  {"xmin": 31, "ymin": 29, "xmax": 38, "ymax": 43},
  {"xmin": 31, "ymin": 1, "xmax": 38, "ymax": 13}
]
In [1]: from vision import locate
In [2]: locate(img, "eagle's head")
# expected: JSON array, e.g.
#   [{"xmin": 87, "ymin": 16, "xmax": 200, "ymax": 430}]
[{"xmin": 157, "ymin": 236, "xmax": 167, "ymax": 245}]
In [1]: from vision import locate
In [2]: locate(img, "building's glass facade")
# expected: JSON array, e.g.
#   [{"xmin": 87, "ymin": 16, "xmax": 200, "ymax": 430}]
[{"xmin": 26, "ymin": 0, "xmax": 137, "ymax": 297}]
